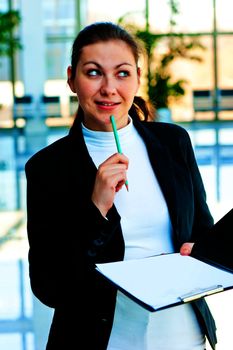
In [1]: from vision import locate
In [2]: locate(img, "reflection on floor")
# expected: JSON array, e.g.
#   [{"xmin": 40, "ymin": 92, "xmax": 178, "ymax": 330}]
[{"xmin": 0, "ymin": 214, "xmax": 53, "ymax": 350}]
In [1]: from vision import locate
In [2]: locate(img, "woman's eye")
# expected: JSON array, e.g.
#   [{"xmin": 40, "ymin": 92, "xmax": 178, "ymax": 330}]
[
  {"xmin": 118, "ymin": 71, "xmax": 129, "ymax": 77},
  {"xmin": 87, "ymin": 69, "xmax": 101, "ymax": 76}
]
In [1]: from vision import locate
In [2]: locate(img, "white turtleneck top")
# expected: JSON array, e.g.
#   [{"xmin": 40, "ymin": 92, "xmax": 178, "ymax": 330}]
[{"xmin": 82, "ymin": 117, "xmax": 205, "ymax": 350}]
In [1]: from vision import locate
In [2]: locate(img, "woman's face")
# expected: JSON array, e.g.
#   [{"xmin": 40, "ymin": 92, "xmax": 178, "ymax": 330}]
[{"xmin": 68, "ymin": 39, "xmax": 140, "ymax": 131}]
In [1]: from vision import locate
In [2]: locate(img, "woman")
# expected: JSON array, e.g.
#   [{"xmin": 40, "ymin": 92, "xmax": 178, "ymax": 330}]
[{"xmin": 26, "ymin": 22, "xmax": 217, "ymax": 349}]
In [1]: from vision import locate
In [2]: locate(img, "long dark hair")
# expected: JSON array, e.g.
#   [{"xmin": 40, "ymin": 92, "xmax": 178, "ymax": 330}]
[{"xmin": 70, "ymin": 22, "xmax": 154, "ymax": 122}]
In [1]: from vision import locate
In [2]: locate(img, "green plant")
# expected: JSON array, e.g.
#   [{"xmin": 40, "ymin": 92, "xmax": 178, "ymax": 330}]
[
  {"xmin": 0, "ymin": 10, "xmax": 21, "ymax": 57},
  {"xmin": 0, "ymin": 9, "xmax": 21, "ymax": 106},
  {"xmin": 119, "ymin": 1, "xmax": 206, "ymax": 110},
  {"xmin": 139, "ymin": 31, "xmax": 205, "ymax": 109}
]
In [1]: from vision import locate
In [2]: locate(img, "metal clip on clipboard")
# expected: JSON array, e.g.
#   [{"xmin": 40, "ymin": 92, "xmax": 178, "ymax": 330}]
[{"xmin": 179, "ymin": 285, "xmax": 224, "ymax": 303}]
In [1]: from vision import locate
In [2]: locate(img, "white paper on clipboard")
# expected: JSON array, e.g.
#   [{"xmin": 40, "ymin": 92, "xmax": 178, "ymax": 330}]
[{"xmin": 96, "ymin": 253, "xmax": 233, "ymax": 311}]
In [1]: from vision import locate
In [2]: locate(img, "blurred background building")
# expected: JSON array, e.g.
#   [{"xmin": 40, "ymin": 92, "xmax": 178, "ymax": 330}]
[{"xmin": 0, "ymin": 0, "xmax": 233, "ymax": 349}]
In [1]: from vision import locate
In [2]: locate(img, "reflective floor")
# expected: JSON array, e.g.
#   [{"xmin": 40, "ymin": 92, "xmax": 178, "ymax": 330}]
[{"xmin": 0, "ymin": 121, "xmax": 233, "ymax": 350}]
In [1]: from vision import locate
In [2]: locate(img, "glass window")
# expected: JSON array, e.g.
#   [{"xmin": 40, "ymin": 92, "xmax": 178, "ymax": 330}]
[
  {"xmin": 170, "ymin": 36, "xmax": 215, "ymax": 121},
  {"xmin": 0, "ymin": 260, "xmax": 21, "ymax": 318},
  {"xmin": 86, "ymin": 0, "xmax": 145, "ymax": 26},
  {"xmin": 86, "ymin": 0, "xmax": 214, "ymax": 33},
  {"xmin": 183, "ymin": 36, "xmax": 214, "ymax": 90},
  {"xmin": 218, "ymin": 35, "xmax": 233, "ymax": 88},
  {"xmin": 0, "ymin": 50, "xmax": 21, "ymax": 82},
  {"xmin": 0, "ymin": 0, "xmax": 8, "ymax": 11},
  {"xmin": 42, "ymin": 0, "xmax": 76, "ymax": 36},
  {"xmin": 26, "ymin": 333, "xmax": 35, "ymax": 350},
  {"xmin": 0, "ymin": 0, "xmax": 20, "ymax": 10},
  {"xmin": 45, "ymin": 40, "xmax": 72, "ymax": 79},
  {"xmin": 147, "ymin": 0, "xmax": 214, "ymax": 33},
  {"xmin": 0, "ymin": 334, "xmax": 23, "ymax": 350},
  {"xmin": 0, "ymin": 56, "xmax": 10, "ymax": 81},
  {"xmin": 43, "ymin": 0, "xmax": 75, "ymax": 21},
  {"xmin": 216, "ymin": 0, "xmax": 233, "ymax": 31},
  {"xmin": 169, "ymin": 0, "xmax": 214, "ymax": 33},
  {"xmin": 217, "ymin": 35, "xmax": 233, "ymax": 120}
]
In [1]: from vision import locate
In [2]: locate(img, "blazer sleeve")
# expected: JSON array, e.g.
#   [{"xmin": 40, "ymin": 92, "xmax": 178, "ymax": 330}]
[
  {"xmin": 25, "ymin": 150, "xmax": 122, "ymax": 308},
  {"xmin": 156, "ymin": 122, "xmax": 214, "ymax": 244}
]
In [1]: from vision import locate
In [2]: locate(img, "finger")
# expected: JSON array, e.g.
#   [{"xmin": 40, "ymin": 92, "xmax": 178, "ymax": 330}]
[
  {"xmin": 100, "ymin": 153, "xmax": 129, "ymax": 168},
  {"xmin": 104, "ymin": 170, "xmax": 127, "ymax": 190},
  {"xmin": 94, "ymin": 165, "xmax": 127, "ymax": 194},
  {"xmin": 98, "ymin": 163, "xmax": 128, "ymax": 181},
  {"xmin": 180, "ymin": 242, "xmax": 194, "ymax": 256},
  {"xmin": 115, "ymin": 179, "xmax": 126, "ymax": 192}
]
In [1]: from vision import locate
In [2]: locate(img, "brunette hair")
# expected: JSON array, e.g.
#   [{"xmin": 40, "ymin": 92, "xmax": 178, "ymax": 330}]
[{"xmin": 70, "ymin": 21, "xmax": 154, "ymax": 121}]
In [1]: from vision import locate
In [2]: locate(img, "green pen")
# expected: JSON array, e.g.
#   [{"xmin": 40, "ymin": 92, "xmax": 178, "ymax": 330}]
[{"xmin": 110, "ymin": 115, "xmax": 129, "ymax": 192}]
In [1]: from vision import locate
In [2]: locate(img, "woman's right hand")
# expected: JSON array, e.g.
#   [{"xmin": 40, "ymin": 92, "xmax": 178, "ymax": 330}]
[{"xmin": 91, "ymin": 153, "xmax": 129, "ymax": 217}]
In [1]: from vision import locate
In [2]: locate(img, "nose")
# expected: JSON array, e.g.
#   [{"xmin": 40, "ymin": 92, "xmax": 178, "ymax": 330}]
[{"xmin": 100, "ymin": 76, "xmax": 117, "ymax": 95}]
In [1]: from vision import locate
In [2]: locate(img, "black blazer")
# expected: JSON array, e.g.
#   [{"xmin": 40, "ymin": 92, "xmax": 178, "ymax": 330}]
[{"xmin": 25, "ymin": 116, "xmax": 217, "ymax": 349}]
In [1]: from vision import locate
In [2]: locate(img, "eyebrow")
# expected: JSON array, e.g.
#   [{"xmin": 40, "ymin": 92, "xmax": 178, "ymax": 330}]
[{"xmin": 83, "ymin": 61, "xmax": 133, "ymax": 68}]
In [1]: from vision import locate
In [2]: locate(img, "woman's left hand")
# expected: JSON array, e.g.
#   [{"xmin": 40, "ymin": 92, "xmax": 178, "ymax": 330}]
[{"xmin": 180, "ymin": 242, "xmax": 194, "ymax": 256}]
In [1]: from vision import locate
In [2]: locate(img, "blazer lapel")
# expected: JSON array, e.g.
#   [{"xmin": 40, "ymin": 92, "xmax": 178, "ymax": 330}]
[{"xmin": 68, "ymin": 117, "xmax": 98, "ymax": 195}]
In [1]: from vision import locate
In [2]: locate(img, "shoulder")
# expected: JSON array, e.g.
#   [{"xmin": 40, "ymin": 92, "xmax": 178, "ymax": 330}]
[
  {"xmin": 144, "ymin": 120, "xmax": 189, "ymax": 137},
  {"xmin": 135, "ymin": 121, "xmax": 195, "ymax": 162},
  {"xmin": 141, "ymin": 121, "xmax": 192, "ymax": 146},
  {"xmin": 25, "ymin": 135, "xmax": 70, "ymax": 172}
]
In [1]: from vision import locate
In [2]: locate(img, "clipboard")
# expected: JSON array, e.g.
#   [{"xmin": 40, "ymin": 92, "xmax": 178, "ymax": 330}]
[
  {"xmin": 95, "ymin": 253, "xmax": 233, "ymax": 312},
  {"xmin": 95, "ymin": 208, "xmax": 233, "ymax": 312}
]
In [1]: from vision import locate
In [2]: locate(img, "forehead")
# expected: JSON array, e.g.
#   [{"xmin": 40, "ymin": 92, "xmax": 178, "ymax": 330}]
[{"xmin": 79, "ymin": 40, "xmax": 137, "ymax": 65}]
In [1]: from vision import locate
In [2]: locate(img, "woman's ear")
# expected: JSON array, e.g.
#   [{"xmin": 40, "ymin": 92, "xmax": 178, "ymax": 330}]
[
  {"xmin": 67, "ymin": 66, "xmax": 76, "ymax": 93},
  {"xmin": 136, "ymin": 67, "xmax": 141, "ymax": 93}
]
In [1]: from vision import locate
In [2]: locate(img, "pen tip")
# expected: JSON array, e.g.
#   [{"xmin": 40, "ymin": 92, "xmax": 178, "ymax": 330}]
[{"xmin": 125, "ymin": 183, "xmax": 129, "ymax": 192}]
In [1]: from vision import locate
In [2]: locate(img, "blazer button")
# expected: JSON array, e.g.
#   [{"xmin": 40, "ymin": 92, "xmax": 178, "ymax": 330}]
[
  {"xmin": 101, "ymin": 318, "xmax": 108, "ymax": 323},
  {"xmin": 87, "ymin": 248, "xmax": 96, "ymax": 257},
  {"xmin": 94, "ymin": 238, "xmax": 104, "ymax": 246}
]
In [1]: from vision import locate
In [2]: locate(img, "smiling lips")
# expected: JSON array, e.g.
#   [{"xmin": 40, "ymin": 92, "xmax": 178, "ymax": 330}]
[{"xmin": 96, "ymin": 101, "xmax": 120, "ymax": 107}]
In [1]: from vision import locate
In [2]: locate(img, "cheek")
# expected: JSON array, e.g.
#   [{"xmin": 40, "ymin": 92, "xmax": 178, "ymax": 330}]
[
  {"xmin": 121, "ymin": 78, "xmax": 140, "ymax": 99},
  {"xmin": 122, "ymin": 84, "xmax": 138, "ymax": 103},
  {"xmin": 76, "ymin": 80, "xmax": 97, "ymax": 102}
]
